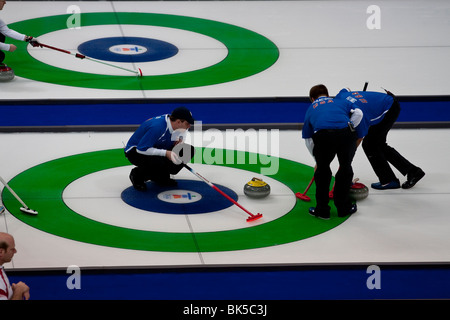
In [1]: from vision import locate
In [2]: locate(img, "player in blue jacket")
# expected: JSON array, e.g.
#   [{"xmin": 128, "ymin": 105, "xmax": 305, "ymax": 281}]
[
  {"xmin": 125, "ymin": 106, "xmax": 195, "ymax": 190},
  {"xmin": 302, "ymin": 84, "xmax": 363, "ymax": 219},
  {"xmin": 335, "ymin": 88, "xmax": 425, "ymax": 190}
]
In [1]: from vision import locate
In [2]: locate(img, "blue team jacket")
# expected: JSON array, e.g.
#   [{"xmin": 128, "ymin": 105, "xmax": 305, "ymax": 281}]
[
  {"xmin": 335, "ymin": 89, "xmax": 394, "ymax": 138},
  {"xmin": 302, "ymin": 96, "xmax": 354, "ymax": 139},
  {"xmin": 125, "ymin": 114, "xmax": 173, "ymax": 154}
]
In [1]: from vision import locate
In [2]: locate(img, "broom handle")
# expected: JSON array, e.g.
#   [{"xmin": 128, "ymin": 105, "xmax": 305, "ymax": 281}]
[
  {"xmin": 363, "ymin": 81, "xmax": 368, "ymax": 91},
  {"xmin": 304, "ymin": 176, "xmax": 314, "ymax": 194},
  {"xmin": 37, "ymin": 42, "xmax": 140, "ymax": 75},
  {"xmin": 38, "ymin": 43, "xmax": 73, "ymax": 55},
  {"xmin": 211, "ymin": 184, "xmax": 255, "ymax": 217},
  {"xmin": 183, "ymin": 164, "xmax": 258, "ymax": 218},
  {"xmin": 0, "ymin": 176, "xmax": 28, "ymax": 208}
]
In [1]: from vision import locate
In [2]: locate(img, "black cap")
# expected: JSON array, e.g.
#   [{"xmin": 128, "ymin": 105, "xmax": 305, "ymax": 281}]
[{"xmin": 171, "ymin": 106, "xmax": 195, "ymax": 124}]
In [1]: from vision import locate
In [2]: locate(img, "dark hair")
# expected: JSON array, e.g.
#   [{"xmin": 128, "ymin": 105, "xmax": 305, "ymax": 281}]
[{"xmin": 309, "ymin": 84, "xmax": 329, "ymax": 101}]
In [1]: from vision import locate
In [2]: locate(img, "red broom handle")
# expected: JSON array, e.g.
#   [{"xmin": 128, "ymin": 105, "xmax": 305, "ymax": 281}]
[{"xmin": 183, "ymin": 164, "xmax": 259, "ymax": 219}]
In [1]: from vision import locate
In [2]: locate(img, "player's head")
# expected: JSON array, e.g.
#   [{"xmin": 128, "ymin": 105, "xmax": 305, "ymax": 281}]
[
  {"xmin": 0, "ymin": 1, "xmax": 6, "ymax": 11},
  {"xmin": 0, "ymin": 232, "xmax": 17, "ymax": 265},
  {"xmin": 170, "ymin": 106, "xmax": 194, "ymax": 130},
  {"xmin": 309, "ymin": 84, "xmax": 329, "ymax": 102}
]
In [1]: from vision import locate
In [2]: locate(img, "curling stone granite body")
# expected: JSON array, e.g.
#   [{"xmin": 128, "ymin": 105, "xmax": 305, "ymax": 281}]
[{"xmin": 243, "ymin": 178, "xmax": 271, "ymax": 198}]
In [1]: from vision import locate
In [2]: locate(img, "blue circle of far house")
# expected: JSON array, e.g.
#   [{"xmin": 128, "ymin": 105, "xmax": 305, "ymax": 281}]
[
  {"xmin": 121, "ymin": 179, "xmax": 239, "ymax": 214},
  {"xmin": 77, "ymin": 37, "xmax": 179, "ymax": 63}
]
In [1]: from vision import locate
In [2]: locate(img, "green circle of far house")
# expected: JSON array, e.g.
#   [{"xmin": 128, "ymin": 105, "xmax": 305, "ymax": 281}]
[
  {"xmin": 1, "ymin": 148, "xmax": 346, "ymax": 252},
  {"xmin": 7, "ymin": 12, "xmax": 279, "ymax": 90}
]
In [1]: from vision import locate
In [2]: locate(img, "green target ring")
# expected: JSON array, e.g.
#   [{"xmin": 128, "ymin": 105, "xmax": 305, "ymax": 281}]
[
  {"xmin": 7, "ymin": 12, "xmax": 279, "ymax": 90},
  {"xmin": 1, "ymin": 148, "xmax": 347, "ymax": 252}
]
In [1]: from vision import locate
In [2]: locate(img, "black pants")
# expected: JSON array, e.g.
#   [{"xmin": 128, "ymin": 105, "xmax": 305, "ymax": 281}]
[
  {"xmin": 0, "ymin": 33, "xmax": 5, "ymax": 64},
  {"xmin": 362, "ymin": 99, "xmax": 415, "ymax": 184},
  {"xmin": 125, "ymin": 144, "xmax": 195, "ymax": 183},
  {"xmin": 313, "ymin": 127, "xmax": 357, "ymax": 217}
]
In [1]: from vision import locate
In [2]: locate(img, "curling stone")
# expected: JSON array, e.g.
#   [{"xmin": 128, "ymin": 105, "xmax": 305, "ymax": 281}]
[
  {"xmin": 244, "ymin": 177, "xmax": 270, "ymax": 198},
  {"xmin": 349, "ymin": 182, "xmax": 369, "ymax": 201},
  {"xmin": 0, "ymin": 64, "xmax": 15, "ymax": 82}
]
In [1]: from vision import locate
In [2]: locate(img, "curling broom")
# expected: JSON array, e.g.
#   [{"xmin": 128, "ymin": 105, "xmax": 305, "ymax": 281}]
[
  {"xmin": 183, "ymin": 164, "xmax": 263, "ymax": 222},
  {"xmin": 0, "ymin": 176, "xmax": 38, "ymax": 215},
  {"xmin": 34, "ymin": 41, "xmax": 143, "ymax": 77}
]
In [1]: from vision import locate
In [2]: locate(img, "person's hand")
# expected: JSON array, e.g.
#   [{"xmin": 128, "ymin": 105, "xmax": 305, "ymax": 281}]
[
  {"xmin": 173, "ymin": 138, "xmax": 182, "ymax": 146},
  {"xmin": 350, "ymin": 108, "xmax": 363, "ymax": 127},
  {"xmin": 25, "ymin": 36, "xmax": 40, "ymax": 47},
  {"xmin": 166, "ymin": 150, "xmax": 182, "ymax": 165},
  {"xmin": 11, "ymin": 281, "xmax": 30, "ymax": 300},
  {"xmin": 8, "ymin": 44, "xmax": 17, "ymax": 52}
]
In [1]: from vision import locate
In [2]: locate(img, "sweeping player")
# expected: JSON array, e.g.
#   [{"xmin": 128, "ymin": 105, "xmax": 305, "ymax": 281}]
[
  {"xmin": 0, "ymin": 1, "xmax": 38, "ymax": 69},
  {"xmin": 335, "ymin": 88, "xmax": 425, "ymax": 190},
  {"xmin": 302, "ymin": 84, "xmax": 363, "ymax": 219},
  {"xmin": 124, "ymin": 107, "xmax": 195, "ymax": 190}
]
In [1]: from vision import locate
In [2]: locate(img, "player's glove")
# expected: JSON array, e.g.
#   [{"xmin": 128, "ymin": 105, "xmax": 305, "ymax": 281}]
[
  {"xmin": 349, "ymin": 108, "xmax": 363, "ymax": 127},
  {"xmin": 168, "ymin": 151, "xmax": 182, "ymax": 165},
  {"xmin": 25, "ymin": 36, "xmax": 40, "ymax": 47}
]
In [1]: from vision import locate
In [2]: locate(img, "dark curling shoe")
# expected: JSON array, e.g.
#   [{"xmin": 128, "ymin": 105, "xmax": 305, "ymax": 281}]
[
  {"xmin": 308, "ymin": 207, "xmax": 330, "ymax": 220},
  {"xmin": 402, "ymin": 168, "xmax": 425, "ymax": 189},
  {"xmin": 130, "ymin": 171, "xmax": 147, "ymax": 191},
  {"xmin": 338, "ymin": 203, "xmax": 357, "ymax": 218}
]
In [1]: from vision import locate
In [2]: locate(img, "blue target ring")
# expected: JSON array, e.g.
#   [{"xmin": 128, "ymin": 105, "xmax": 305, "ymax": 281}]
[
  {"xmin": 77, "ymin": 36, "xmax": 179, "ymax": 63},
  {"xmin": 121, "ymin": 180, "xmax": 238, "ymax": 214}
]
